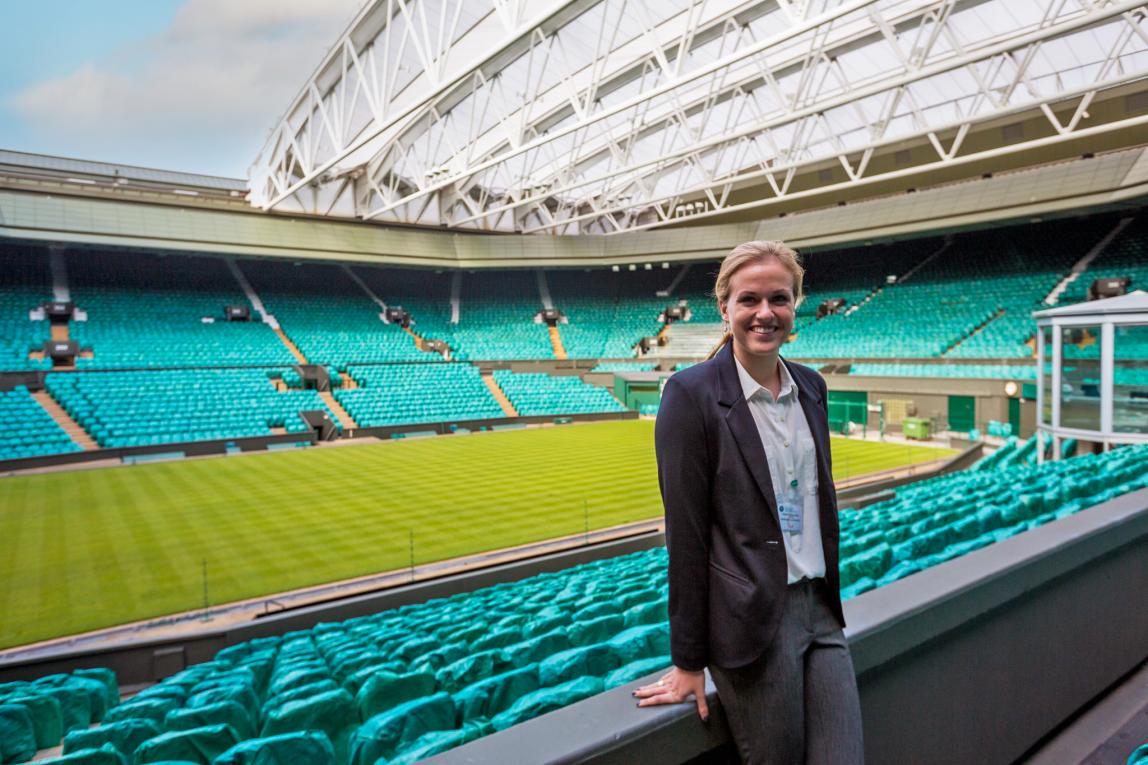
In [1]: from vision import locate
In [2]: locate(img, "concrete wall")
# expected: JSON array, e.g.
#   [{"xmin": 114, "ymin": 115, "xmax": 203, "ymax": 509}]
[{"xmin": 826, "ymin": 374, "xmax": 1030, "ymax": 434}]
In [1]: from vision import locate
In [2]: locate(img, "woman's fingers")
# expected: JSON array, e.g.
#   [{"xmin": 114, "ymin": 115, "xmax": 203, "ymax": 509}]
[{"xmin": 632, "ymin": 669, "xmax": 709, "ymax": 720}]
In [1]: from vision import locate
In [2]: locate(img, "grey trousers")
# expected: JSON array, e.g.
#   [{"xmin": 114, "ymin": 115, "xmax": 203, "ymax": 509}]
[{"xmin": 709, "ymin": 579, "xmax": 864, "ymax": 765}]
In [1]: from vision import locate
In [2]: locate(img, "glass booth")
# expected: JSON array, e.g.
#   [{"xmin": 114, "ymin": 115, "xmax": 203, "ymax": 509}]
[{"xmin": 1034, "ymin": 291, "xmax": 1148, "ymax": 462}]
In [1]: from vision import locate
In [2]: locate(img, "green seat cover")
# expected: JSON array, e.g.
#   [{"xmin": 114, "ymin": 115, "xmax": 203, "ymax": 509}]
[
  {"xmin": 261, "ymin": 679, "xmax": 338, "ymax": 717},
  {"xmin": 63, "ymin": 718, "xmax": 160, "ymax": 757},
  {"xmin": 567, "ymin": 615, "xmax": 623, "ymax": 646},
  {"xmin": 607, "ymin": 624, "xmax": 670, "ymax": 666},
  {"xmin": 36, "ymin": 675, "xmax": 110, "ymax": 722},
  {"xmin": 133, "ymin": 723, "xmax": 240, "ymax": 764},
  {"xmin": 0, "ymin": 703, "xmax": 37, "ymax": 764},
  {"xmin": 538, "ymin": 643, "xmax": 620, "ymax": 687},
  {"xmin": 502, "ymin": 630, "xmax": 571, "ymax": 668},
  {"xmin": 453, "ymin": 665, "xmax": 539, "ymax": 721},
  {"xmin": 349, "ymin": 692, "xmax": 455, "ymax": 765},
  {"xmin": 3, "ymin": 692, "xmax": 63, "ymax": 749},
  {"xmin": 212, "ymin": 731, "xmax": 335, "ymax": 765},
  {"xmin": 435, "ymin": 651, "xmax": 513, "ymax": 692},
  {"xmin": 34, "ymin": 684, "xmax": 93, "ymax": 733},
  {"xmin": 185, "ymin": 685, "xmax": 259, "ymax": 725},
  {"xmin": 386, "ymin": 720, "xmax": 492, "ymax": 765},
  {"xmin": 259, "ymin": 689, "xmax": 356, "ymax": 764},
  {"xmin": 267, "ymin": 668, "xmax": 329, "ymax": 698},
  {"xmin": 73, "ymin": 669, "xmax": 119, "ymax": 711},
  {"xmin": 355, "ymin": 671, "xmax": 436, "ymax": 720},
  {"xmin": 103, "ymin": 697, "xmax": 179, "ymax": 726},
  {"xmin": 604, "ymin": 657, "xmax": 670, "ymax": 689},
  {"xmin": 490, "ymin": 676, "xmax": 605, "ymax": 732},
  {"xmin": 34, "ymin": 743, "xmax": 127, "ymax": 765},
  {"xmin": 165, "ymin": 700, "xmax": 255, "ymax": 740}
]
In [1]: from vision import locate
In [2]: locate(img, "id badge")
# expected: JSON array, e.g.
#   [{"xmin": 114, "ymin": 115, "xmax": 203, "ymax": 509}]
[{"xmin": 778, "ymin": 499, "xmax": 803, "ymax": 534}]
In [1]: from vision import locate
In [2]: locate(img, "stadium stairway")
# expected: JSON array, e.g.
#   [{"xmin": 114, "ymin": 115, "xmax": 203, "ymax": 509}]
[
  {"xmin": 548, "ymin": 326, "xmax": 567, "ymax": 360},
  {"xmin": 319, "ymin": 391, "xmax": 358, "ymax": 431},
  {"xmin": 1044, "ymin": 216, "xmax": 1134, "ymax": 305},
  {"xmin": 941, "ymin": 307, "xmax": 1005, "ymax": 355},
  {"xmin": 31, "ymin": 389, "xmax": 98, "ymax": 450},
  {"xmin": 482, "ymin": 374, "xmax": 519, "ymax": 417},
  {"xmin": 274, "ymin": 329, "xmax": 308, "ymax": 365}
]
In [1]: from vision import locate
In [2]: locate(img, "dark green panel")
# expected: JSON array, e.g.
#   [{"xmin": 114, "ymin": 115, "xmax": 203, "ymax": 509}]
[
  {"xmin": 828, "ymin": 391, "xmax": 868, "ymax": 434},
  {"xmin": 949, "ymin": 395, "xmax": 976, "ymax": 432}
]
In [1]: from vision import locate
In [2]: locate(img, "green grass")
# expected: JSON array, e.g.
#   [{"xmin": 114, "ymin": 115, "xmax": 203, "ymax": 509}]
[{"xmin": 0, "ymin": 421, "xmax": 954, "ymax": 649}]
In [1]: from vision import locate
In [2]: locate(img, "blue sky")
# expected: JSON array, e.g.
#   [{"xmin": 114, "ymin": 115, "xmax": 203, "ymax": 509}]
[{"xmin": 0, "ymin": 0, "xmax": 362, "ymax": 178}]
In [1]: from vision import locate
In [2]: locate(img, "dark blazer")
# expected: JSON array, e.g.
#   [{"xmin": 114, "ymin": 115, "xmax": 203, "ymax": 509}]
[{"xmin": 655, "ymin": 341, "xmax": 844, "ymax": 672}]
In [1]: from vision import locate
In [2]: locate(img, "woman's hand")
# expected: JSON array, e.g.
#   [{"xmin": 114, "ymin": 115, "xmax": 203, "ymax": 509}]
[{"xmin": 633, "ymin": 666, "xmax": 709, "ymax": 721}]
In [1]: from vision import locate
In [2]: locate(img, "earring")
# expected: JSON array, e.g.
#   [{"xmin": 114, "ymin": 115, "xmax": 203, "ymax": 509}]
[{"xmin": 722, "ymin": 321, "xmax": 730, "ymax": 335}]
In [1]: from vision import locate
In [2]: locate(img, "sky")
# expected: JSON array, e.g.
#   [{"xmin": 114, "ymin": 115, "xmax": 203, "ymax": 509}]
[{"xmin": 0, "ymin": 0, "xmax": 364, "ymax": 179}]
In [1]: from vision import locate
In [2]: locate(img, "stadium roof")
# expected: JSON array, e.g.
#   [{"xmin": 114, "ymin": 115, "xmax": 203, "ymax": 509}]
[
  {"xmin": 249, "ymin": 0, "xmax": 1148, "ymax": 235},
  {"xmin": 0, "ymin": 150, "xmax": 246, "ymax": 194},
  {"xmin": 1034, "ymin": 289, "xmax": 1148, "ymax": 318}
]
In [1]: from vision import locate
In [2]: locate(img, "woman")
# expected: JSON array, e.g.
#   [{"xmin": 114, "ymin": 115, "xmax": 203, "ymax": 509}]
[{"xmin": 634, "ymin": 241, "xmax": 863, "ymax": 764}]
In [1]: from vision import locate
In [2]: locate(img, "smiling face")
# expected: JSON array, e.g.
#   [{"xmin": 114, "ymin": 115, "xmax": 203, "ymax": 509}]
[{"xmin": 719, "ymin": 256, "xmax": 796, "ymax": 367}]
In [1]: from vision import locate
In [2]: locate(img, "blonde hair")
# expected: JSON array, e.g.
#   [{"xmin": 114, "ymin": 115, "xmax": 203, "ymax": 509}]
[{"xmin": 706, "ymin": 240, "xmax": 804, "ymax": 359}]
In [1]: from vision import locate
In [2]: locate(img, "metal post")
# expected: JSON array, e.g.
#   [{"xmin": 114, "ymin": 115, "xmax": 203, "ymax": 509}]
[{"xmin": 201, "ymin": 559, "xmax": 209, "ymax": 621}]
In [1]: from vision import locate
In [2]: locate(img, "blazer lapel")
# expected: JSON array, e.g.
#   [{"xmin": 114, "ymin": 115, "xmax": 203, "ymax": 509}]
[{"xmin": 716, "ymin": 343, "xmax": 779, "ymax": 515}]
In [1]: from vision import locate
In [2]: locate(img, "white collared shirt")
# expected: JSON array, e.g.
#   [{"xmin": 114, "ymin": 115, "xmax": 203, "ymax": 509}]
[{"xmin": 734, "ymin": 356, "xmax": 827, "ymax": 584}]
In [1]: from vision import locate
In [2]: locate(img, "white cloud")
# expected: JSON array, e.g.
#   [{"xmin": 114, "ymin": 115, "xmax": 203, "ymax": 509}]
[{"xmin": 10, "ymin": 0, "xmax": 365, "ymax": 177}]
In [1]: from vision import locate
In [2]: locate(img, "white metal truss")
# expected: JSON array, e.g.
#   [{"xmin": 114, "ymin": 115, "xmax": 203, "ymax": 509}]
[{"xmin": 249, "ymin": 0, "xmax": 1148, "ymax": 234}]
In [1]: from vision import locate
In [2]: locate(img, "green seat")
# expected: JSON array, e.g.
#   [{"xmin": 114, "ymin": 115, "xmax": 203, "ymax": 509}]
[{"xmin": 213, "ymin": 731, "xmax": 335, "ymax": 765}]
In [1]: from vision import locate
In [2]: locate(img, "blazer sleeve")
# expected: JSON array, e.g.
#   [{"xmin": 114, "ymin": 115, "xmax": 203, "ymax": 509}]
[{"xmin": 654, "ymin": 376, "xmax": 713, "ymax": 672}]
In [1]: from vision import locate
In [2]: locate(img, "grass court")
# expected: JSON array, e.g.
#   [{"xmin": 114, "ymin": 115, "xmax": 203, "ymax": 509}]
[{"xmin": 0, "ymin": 420, "xmax": 954, "ymax": 649}]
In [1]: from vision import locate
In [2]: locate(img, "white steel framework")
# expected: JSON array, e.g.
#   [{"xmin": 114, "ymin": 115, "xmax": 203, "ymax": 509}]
[{"xmin": 249, "ymin": 0, "xmax": 1148, "ymax": 234}]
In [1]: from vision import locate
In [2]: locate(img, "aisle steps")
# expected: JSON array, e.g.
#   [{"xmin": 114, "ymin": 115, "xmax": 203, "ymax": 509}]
[
  {"xmin": 319, "ymin": 391, "xmax": 358, "ymax": 430},
  {"xmin": 275, "ymin": 328, "xmax": 308, "ymax": 364},
  {"xmin": 548, "ymin": 325, "xmax": 568, "ymax": 360},
  {"xmin": 482, "ymin": 374, "xmax": 519, "ymax": 417},
  {"xmin": 32, "ymin": 390, "xmax": 98, "ymax": 450}
]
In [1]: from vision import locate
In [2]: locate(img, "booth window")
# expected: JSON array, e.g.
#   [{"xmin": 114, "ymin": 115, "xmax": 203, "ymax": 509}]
[
  {"xmin": 1114, "ymin": 324, "xmax": 1148, "ymax": 434},
  {"xmin": 1059, "ymin": 325, "xmax": 1100, "ymax": 431}
]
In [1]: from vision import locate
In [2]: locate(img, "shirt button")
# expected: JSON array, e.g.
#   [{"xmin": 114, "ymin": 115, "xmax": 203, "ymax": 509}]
[{"xmin": 783, "ymin": 441, "xmax": 790, "ymax": 447}]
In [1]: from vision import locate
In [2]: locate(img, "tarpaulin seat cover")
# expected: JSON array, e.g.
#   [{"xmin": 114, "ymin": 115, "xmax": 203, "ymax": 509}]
[
  {"xmin": 452, "ymin": 664, "xmax": 540, "ymax": 721},
  {"xmin": 165, "ymin": 701, "xmax": 255, "ymax": 740},
  {"xmin": 490, "ymin": 676, "xmax": 606, "ymax": 732},
  {"xmin": 35, "ymin": 743, "xmax": 127, "ymax": 765},
  {"xmin": 259, "ymin": 689, "xmax": 356, "ymax": 763},
  {"xmin": 349, "ymin": 692, "xmax": 455, "ymax": 765},
  {"xmin": 1, "ymin": 692, "xmax": 63, "ymax": 750},
  {"xmin": 213, "ymin": 731, "xmax": 336, "ymax": 765},
  {"xmin": 133, "ymin": 724, "xmax": 241, "ymax": 764},
  {"xmin": 0, "ymin": 703, "xmax": 37, "ymax": 764},
  {"xmin": 63, "ymin": 718, "xmax": 160, "ymax": 757},
  {"xmin": 355, "ymin": 672, "xmax": 436, "ymax": 720}
]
